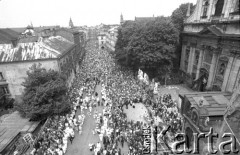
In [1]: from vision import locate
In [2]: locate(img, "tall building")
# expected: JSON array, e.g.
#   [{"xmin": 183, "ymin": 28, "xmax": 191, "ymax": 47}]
[
  {"xmin": 180, "ymin": 0, "xmax": 240, "ymax": 93},
  {"xmin": 69, "ymin": 17, "xmax": 74, "ymax": 28},
  {"xmin": 120, "ymin": 13, "xmax": 124, "ymax": 25}
]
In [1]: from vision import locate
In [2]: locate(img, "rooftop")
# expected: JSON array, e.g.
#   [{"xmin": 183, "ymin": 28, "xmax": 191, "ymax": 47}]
[
  {"xmin": 0, "ymin": 29, "xmax": 19, "ymax": 44},
  {"xmin": 135, "ymin": 17, "xmax": 156, "ymax": 22},
  {"xmin": 181, "ymin": 92, "xmax": 232, "ymax": 116},
  {"xmin": 0, "ymin": 111, "xmax": 39, "ymax": 153},
  {"xmin": 0, "ymin": 36, "xmax": 74, "ymax": 63}
]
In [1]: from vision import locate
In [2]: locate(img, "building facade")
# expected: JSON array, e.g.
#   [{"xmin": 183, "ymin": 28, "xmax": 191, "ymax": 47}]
[
  {"xmin": 0, "ymin": 29, "xmax": 85, "ymax": 101},
  {"xmin": 180, "ymin": 91, "xmax": 240, "ymax": 155},
  {"xmin": 98, "ymin": 33, "xmax": 106, "ymax": 50},
  {"xmin": 180, "ymin": 0, "xmax": 240, "ymax": 93},
  {"xmin": 105, "ymin": 26, "xmax": 118, "ymax": 51}
]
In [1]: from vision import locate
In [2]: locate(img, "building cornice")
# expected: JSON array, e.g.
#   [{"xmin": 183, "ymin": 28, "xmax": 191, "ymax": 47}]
[
  {"xmin": 182, "ymin": 32, "xmax": 240, "ymax": 41},
  {"xmin": 184, "ymin": 19, "xmax": 240, "ymax": 26},
  {"xmin": 0, "ymin": 58, "xmax": 58, "ymax": 65}
]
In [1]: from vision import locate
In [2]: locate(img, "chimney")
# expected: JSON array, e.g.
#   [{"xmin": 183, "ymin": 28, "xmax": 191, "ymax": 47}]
[{"xmin": 186, "ymin": 3, "xmax": 191, "ymax": 17}]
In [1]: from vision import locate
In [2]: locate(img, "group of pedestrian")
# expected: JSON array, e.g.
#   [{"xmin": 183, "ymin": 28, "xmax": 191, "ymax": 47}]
[{"xmin": 29, "ymin": 37, "xmax": 183, "ymax": 155}]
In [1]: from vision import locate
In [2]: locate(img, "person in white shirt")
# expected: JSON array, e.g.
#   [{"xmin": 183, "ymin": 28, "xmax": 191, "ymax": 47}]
[{"xmin": 96, "ymin": 142, "xmax": 101, "ymax": 151}]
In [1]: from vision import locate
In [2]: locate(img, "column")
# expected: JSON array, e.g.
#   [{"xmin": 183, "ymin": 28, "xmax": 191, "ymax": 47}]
[
  {"xmin": 187, "ymin": 48, "xmax": 192, "ymax": 73},
  {"xmin": 180, "ymin": 45, "xmax": 186, "ymax": 71},
  {"xmin": 189, "ymin": 47, "xmax": 196, "ymax": 74},
  {"xmin": 222, "ymin": 56, "xmax": 235, "ymax": 91},
  {"xmin": 207, "ymin": 51, "xmax": 219, "ymax": 89},
  {"xmin": 226, "ymin": 58, "xmax": 240, "ymax": 92},
  {"xmin": 187, "ymin": 47, "xmax": 195, "ymax": 74},
  {"xmin": 196, "ymin": 49, "xmax": 204, "ymax": 79}
]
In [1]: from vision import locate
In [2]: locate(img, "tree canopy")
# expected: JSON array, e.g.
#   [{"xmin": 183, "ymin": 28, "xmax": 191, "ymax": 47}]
[
  {"xmin": 115, "ymin": 17, "xmax": 179, "ymax": 78},
  {"xmin": 171, "ymin": 3, "xmax": 195, "ymax": 32},
  {"xmin": 15, "ymin": 63, "xmax": 71, "ymax": 121},
  {"xmin": 170, "ymin": 3, "xmax": 195, "ymax": 69}
]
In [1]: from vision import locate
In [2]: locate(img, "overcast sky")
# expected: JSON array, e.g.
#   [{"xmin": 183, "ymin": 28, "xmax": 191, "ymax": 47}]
[{"xmin": 0, "ymin": 0, "xmax": 196, "ymax": 28}]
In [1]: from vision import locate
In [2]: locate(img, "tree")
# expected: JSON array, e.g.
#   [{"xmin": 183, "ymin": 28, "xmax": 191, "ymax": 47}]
[
  {"xmin": 171, "ymin": 3, "xmax": 195, "ymax": 32},
  {"xmin": 14, "ymin": 63, "xmax": 71, "ymax": 121},
  {"xmin": 115, "ymin": 17, "xmax": 179, "ymax": 78},
  {"xmin": 115, "ymin": 21, "xmax": 138, "ymax": 65},
  {"xmin": 171, "ymin": 3, "xmax": 195, "ymax": 69}
]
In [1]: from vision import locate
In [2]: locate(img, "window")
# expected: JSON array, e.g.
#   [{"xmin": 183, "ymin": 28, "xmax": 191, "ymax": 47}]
[
  {"xmin": 202, "ymin": 0, "xmax": 209, "ymax": 18},
  {"xmin": 218, "ymin": 63, "xmax": 226, "ymax": 76},
  {"xmin": 0, "ymin": 86, "xmax": 10, "ymax": 96},
  {"xmin": 194, "ymin": 50, "xmax": 200, "ymax": 66},
  {"xmin": 231, "ymin": 0, "xmax": 240, "ymax": 14},
  {"xmin": 214, "ymin": 0, "xmax": 224, "ymax": 16},
  {"xmin": 204, "ymin": 51, "xmax": 213, "ymax": 64},
  {"xmin": 217, "ymin": 57, "xmax": 228, "ymax": 77},
  {"xmin": 0, "ymin": 72, "xmax": 4, "ymax": 81},
  {"xmin": 213, "ymin": 57, "xmax": 228, "ymax": 90},
  {"xmin": 235, "ymin": 0, "xmax": 239, "ymax": 12}
]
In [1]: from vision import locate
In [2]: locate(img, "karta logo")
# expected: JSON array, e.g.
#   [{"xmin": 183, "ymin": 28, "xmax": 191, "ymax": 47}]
[{"xmin": 143, "ymin": 126, "xmax": 239, "ymax": 154}]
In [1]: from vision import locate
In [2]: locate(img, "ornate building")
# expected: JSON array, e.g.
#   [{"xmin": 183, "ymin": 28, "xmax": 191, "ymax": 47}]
[
  {"xmin": 105, "ymin": 26, "xmax": 119, "ymax": 51},
  {"xmin": 180, "ymin": 0, "xmax": 240, "ymax": 92}
]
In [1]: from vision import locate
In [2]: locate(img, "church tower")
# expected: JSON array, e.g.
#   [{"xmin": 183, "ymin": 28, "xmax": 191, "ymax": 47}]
[
  {"xmin": 69, "ymin": 17, "xmax": 74, "ymax": 28},
  {"xmin": 120, "ymin": 13, "xmax": 124, "ymax": 25}
]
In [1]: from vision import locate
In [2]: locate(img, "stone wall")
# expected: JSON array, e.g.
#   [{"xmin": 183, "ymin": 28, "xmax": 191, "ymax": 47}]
[{"xmin": 0, "ymin": 59, "xmax": 59, "ymax": 99}]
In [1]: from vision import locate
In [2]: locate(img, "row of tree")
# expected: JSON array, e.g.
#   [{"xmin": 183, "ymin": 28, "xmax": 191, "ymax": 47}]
[{"xmin": 115, "ymin": 3, "xmax": 194, "ymax": 80}]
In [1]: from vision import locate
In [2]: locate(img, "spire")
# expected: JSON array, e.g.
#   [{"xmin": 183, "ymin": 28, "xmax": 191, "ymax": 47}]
[
  {"xmin": 186, "ymin": 3, "xmax": 191, "ymax": 17},
  {"xmin": 120, "ymin": 13, "xmax": 124, "ymax": 25},
  {"xmin": 69, "ymin": 17, "xmax": 74, "ymax": 28}
]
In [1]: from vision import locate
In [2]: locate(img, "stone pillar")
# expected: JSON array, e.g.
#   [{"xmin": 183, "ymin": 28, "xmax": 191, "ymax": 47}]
[
  {"xmin": 187, "ymin": 47, "xmax": 193, "ymax": 73},
  {"xmin": 222, "ymin": 56, "xmax": 235, "ymax": 91},
  {"xmin": 196, "ymin": 49, "xmax": 204, "ymax": 79},
  {"xmin": 180, "ymin": 45, "xmax": 186, "ymax": 71},
  {"xmin": 189, "ymin": 47, "xmax": 196, "ymax": 74},
  {"xmin": 207, "ymin": 50, "xmax": 219, "ymax": 89}
]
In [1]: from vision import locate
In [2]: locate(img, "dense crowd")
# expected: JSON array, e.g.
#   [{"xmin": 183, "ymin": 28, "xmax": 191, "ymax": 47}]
[{"xmin": 28, "ymin": 39, "xmax": 182, "ymax": 155}]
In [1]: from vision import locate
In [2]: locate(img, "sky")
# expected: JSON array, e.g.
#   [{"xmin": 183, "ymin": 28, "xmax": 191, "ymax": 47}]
[{"xmin": 0, "ymin": 0, "xmax": 196, "ymax": 28}]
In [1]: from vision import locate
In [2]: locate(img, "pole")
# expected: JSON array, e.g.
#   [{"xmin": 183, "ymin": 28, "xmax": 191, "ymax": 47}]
[{"xmin": 165, "ymin": 75, "xmax": 167, "ymax": 87}]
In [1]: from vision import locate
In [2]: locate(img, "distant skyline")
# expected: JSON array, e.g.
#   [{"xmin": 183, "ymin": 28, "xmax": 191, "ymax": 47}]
[{"xmin": 0, "ymin": 0, "xmax": 196, "ymax": 28}]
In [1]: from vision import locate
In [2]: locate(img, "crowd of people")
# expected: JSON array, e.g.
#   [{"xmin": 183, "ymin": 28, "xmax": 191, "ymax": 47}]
[{"xmin": 28, "ymin": 39, "xmax": 183, "ymax": 155}]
